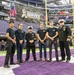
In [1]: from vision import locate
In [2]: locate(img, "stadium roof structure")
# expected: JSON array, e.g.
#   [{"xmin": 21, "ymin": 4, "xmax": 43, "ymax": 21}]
[
  {"xmin": 47, "ymin": 0, "xmax": 71, "ymax": 5},
  {"xmin": 0, "ymin": 0, "xmax": 72, "ymax": 5},
  {"xmin": 0, "ymin": 0, "xmax": 73, "ymax": 11},
  {"xmin": 0, "ymin": 0, "xmax": 72, "ymax": 7},
  {"xmin": 20, "ymin": 0, "xmax": 71, "ymax": 5},
  {"xmin": 16, "ymin": 0, "xmax": 72, "ymax": 10}
]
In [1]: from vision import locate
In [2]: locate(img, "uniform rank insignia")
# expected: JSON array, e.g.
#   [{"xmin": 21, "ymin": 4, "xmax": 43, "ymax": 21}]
[
  {"xmin": 53, "ymin": 29, "xmax": 55, "ymax": 31},
  {"xmin": 63, "ymin": 27, "xmax": 66, "ymax": 31},
  {"xmin": 34, "ymin": 38, "xmax": 36, "ymax": 40},
  {"xmin": 43, "ymin": 30, "xmax": 45, "ymax": 32},
  {"xmin": 32, "ymin": 36, "xmax": 34, "ymax": 37},
  {"xmin": 32, "ymin": 34, "xmax": 34, "ymax": 35},
  {"xmin": 22, "ymin": 31, "xmax": 24, "ymax": 33}
]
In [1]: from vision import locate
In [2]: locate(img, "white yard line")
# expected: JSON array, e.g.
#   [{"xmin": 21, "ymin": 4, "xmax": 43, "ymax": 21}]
[{"xmin": 0, "ymin": 64, "xmax": 20, "ymax": 75}]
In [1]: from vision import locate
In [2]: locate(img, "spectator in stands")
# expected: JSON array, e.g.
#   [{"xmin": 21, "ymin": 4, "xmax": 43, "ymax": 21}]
[
  {"xmin": 4, "ymin": 21, "xmax": 15, "ymax": 68},
  {"xmin": 1, "ymin": 40, "xmax": 5, "ymax": 51},
  {"xmin": 37, "ymin": 22, "xmax": 47, "ymax": 61},
  {"xmin": 15, "ymin": 23, "xmax": 25, "ymax": 64}
]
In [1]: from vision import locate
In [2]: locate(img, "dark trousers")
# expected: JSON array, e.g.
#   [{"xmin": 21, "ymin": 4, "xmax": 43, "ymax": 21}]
[
  {"xmin": 4, "ymin": 41, "xmax": 15, "ymax": 65},
  {"xmin": 59, "ymin": 41, "xmax": 71, "ymax": 60},
  {"xmin": 25, "ymin": 46, "xmax": 36, "ymax": 61},
  {"xmin": 49, "ymin": 40, "xmax": 58, "ymax": 61},
  {"xmin": 39, "ymin": 42, "xmax": 47, "ymax": 59},
  {"xmin": 16, "ymin": 43, "xmax": 23, "ymax": 61}
]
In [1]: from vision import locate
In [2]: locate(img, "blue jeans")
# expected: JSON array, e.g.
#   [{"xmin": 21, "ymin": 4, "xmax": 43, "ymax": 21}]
[
  {"xmin": 39, "ymin": 42, "xmax": 47, "ymax": 58},
  {"xmin": 16, "ymin": 43, "xmax": 23, "ymax": 61}
]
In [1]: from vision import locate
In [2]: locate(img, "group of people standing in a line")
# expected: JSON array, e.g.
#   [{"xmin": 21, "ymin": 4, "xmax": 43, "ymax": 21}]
[{"xmin": 4, "ymin": 19, "xmax": 71, "ymax": 68}]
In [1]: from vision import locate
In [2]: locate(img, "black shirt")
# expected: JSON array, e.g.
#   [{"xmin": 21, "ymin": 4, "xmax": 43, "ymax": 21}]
[
  {"xmin": 6, "ymin": 28, "xmax": 15, "ymax": 39},
  {"xmin": 37, "ymin": 29, "xmax": 46, "ymax": 40},
  {"xmin": 26, "ymin": 32, "xmax": 36, "ymax": 47},
  {"xmin": 47, "ymin": 27, "xmax": 57, "ymax": 37},
  {"xmin": 15, "ymin": 29, "xmax": 25, "ymax": 43}
]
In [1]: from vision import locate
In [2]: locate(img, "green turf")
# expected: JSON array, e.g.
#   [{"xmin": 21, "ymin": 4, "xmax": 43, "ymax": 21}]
[
  {"xmin": 0, "ymin": 46, "xmax": 73, "ymax": 56},
  {"xmin": 0, "ymin": 48, "xmax": 39, "ymax": 56}
]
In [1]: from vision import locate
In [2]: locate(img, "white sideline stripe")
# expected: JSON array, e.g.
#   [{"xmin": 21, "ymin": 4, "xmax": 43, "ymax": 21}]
[
  {"xmin": 0, "ymin": 56, "xmax": 74, "ymax": 75},
  {"xmin": 0, "ymin": 64, "xmax": 20, "ymax": 75},
  {"xmin": 52, "ymin": 56, "xmax": 74, "ymax": 63}
]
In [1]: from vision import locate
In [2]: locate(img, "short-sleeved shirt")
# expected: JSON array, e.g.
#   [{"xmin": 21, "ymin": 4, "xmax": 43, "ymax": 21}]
[
  {"xmin": 6, "ymin": 28, "xmax": 15, "ymax": 39},
  {"xmin": 47, "ymin": 27, "xmax": 57, "ymax": 37},
  {"xmin": 37, "ymin": 29, "xmax": 46, "ymax": 40},
  {"xmin": 15, "ymin": 29, "xmax": 25, "ymax": 43}
]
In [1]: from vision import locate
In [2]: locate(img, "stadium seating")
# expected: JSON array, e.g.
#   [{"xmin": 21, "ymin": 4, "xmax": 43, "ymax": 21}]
[{"xmin": 0, "ymin": 20, "xmax": 40, "ymax": 36}]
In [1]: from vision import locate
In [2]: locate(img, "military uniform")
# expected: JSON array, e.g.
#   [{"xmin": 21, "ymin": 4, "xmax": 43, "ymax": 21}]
[
  {"xmin": 58, "ymin": 25, "xmax": 71, "ymax": 61},
  {"xmin": 25, "ymin": 31, "xmax": 36, "ymax": 61},
  {"xmin": 37, "ymin": 29, "xmax": 47, "ymax": 60},
  {"xmin": 47, "ymin": 27, "xmax": 58, "ymax": 61},
  {"xmin": 4, "ymin": 28, "xmax": 15, "ymax": 66},
  {"xmin": 15, "ymin": 29, "xmax": 25, "ymax": 63}
]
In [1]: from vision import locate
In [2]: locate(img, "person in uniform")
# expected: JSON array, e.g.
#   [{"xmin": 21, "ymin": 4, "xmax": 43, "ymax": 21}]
[
  {"xmin": 37, "ymin": 22, "xmax": 47, "ymax": 61},
  {"xmin": 4, "ymin": 21, "xmax": 15, "ymax": 68},
  {"xmin": 15, "ymin": 23, "xmax": 25, "ymax": 64},
  {"xmin": 25, "ymin": 26, "xmax": 36, "ymax": 61},
  {"xmin": 46, "ymin": 20, "xmax": 59, "ymax": 62},
  {"xmin": 58, "ymin": 19, "xmax": 71, "ymax": 62}
]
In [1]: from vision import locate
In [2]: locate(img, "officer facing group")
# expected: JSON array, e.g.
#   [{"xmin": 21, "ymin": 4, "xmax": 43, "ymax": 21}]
[
  {"xmin": 58, "ymin": 19, "xmax": 71, "ymax": 62},
  {"xmin": 46, "ymin": 21, "xmax": 59, "ymax": 62},
  {"xmin": 15, "ymin": 23, "xmax": 25, "ymax": 64},
  {"xmin": 25, "ymin": 26, "xmax": 37, "ymax": 61}
]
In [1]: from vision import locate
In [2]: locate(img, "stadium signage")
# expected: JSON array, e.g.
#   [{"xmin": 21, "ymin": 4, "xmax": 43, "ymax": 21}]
[{"xmin": 22, "ymin": 9, "xmax": 40, "ymax": 19}]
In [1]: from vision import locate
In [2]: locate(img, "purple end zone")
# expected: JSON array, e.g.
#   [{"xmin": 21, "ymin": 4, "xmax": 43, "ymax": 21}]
[
  {"xmin": 0, "ymin": 49, "xmax": 74, "ymax": 75},
  {"xmin": 13, "ymin": 49, "xmax": 74, "ymax": 75}
]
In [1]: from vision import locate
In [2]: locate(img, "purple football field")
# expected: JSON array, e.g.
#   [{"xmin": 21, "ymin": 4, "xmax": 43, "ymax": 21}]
[{"xmin": 0, "ymin": 49, "xmax": 74, "ymax": 75}]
